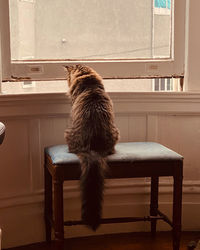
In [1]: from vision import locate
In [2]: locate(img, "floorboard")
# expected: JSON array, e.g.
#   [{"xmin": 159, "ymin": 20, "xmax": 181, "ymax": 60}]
[{"xmin": 4, "ymin": 232, "xmax": 200, "ymax": 250}]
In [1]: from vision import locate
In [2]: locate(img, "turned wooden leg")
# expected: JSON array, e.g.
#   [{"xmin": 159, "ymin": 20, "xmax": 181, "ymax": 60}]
[
  {"xmin": 53, "ymin": 179, "xmax": 64, "ymax": 249},
  {"xmin": 150, "ymin": 176, "xmax": 159, "ymax": 237},
  {"xmin": 172, "ymin": 162, "xmax": 183, "ymax": 250},
  {"xmin": 44, "ymin": 163, "xmax": 52, "ymax": 242}
]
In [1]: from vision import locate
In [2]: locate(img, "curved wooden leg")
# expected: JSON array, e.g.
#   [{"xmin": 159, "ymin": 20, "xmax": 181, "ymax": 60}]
[
  {"xmin": 53, "ymin": 179, "xmax": 64, "ymax": 249},
  {"xmin": 44, "ymin": 164, "xmax": 52, "ymax": 242},
  {"xmin": 173, "ymin": 162, "xmax": 183, "ymax": 250},
  {"xmin": 150, "ymin": 176, "xmax": 159, "ymax": 237}
]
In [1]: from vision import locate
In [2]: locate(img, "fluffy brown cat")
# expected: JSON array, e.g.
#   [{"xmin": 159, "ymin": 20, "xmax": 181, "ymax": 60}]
[{"xmin": 64, "ymin": 64, "xmax": 119, "ymax": 230}]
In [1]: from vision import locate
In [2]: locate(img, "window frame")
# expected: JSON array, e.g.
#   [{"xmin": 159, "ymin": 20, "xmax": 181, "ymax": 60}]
[{"xmin": 0, "ymin": 0, "xmax": 186, "ymax": 81}]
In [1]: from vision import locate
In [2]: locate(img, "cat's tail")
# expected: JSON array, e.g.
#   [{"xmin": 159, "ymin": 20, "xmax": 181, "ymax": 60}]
[{"xmin": 78, "ymin": 151, "xmax": 106, "ymax": 231}]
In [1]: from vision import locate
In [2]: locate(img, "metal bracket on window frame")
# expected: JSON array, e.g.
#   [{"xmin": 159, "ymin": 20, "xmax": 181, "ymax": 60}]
[
  {"xmin": 10, "ymin": 76, "xmax": 35, "ymax": 88},
  {"xmin": 10, "ymin": 75, "xmax": 31, "ymax": 82}
]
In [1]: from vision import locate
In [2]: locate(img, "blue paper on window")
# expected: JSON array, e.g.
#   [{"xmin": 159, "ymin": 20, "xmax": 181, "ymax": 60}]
[
  {"xmin": 155, "ymin": 0, "xmax": 167, "ymax": 8},
  {"xmin": 167, "ymin": 0, "xmax": 171, "ymax": 9}
]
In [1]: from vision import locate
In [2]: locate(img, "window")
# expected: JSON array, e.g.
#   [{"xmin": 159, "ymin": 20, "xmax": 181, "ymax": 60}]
[
  {"xmin": 153, "ymin": 77, "xmax": 181, "ymax": 91},
  {"xmin": 0, "ymin": 0, "xmax": 186, "ymax": 83},
  {"xmin": 153, "ymin": 0, "xmax": 172, "ymax": 58}
]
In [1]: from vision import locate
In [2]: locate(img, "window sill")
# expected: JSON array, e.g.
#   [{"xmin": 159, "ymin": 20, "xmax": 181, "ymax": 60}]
[
  {"xmin": 1, "ymin": 80, "xmax": 200, "ymax": 115},
  {"xmin": 1, "ymin": 81, "xmax": 200, "ymax": 117},
  {"xmin": 0, "ymin": 79, "xmax": 200, "ymax": 97},
  {"xmin": 1, "ymin": 80, "xmax": 68, "ymax": 95}
]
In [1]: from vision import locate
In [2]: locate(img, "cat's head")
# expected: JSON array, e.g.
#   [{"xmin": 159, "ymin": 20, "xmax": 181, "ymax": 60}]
[{"xmin": 63, "ymin": 64, "xmax": 91, "ymax": 87}]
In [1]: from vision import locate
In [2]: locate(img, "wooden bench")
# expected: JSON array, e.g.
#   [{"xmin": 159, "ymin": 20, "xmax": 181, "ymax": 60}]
[{"xmin": 44, "ymin": 142, "xmax": 183, "ymax": 250}]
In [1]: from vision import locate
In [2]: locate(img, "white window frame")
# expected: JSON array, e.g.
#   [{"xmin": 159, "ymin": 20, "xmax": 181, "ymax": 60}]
[{"xmin": 0, "ymin": 0, "xmax": 186, "ymax": 81}]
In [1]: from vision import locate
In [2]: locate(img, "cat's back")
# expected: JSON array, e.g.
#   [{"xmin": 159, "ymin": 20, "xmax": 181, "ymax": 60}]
[
  {"xmin": 72, "ymin": 83, "xmax": 113, "ymax": 130},
  {"xmin": 74, "ymin": 73, "xmax": 112, "ymax": 109},
  {"xmin": 68, "ymin": 66, "xmax": 119, "ymax": 152}
]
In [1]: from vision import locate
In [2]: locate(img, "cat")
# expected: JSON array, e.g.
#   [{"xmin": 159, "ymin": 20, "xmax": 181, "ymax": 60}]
[{"xmin": 64, "ymin": 64, "xmax": 119, "ymax": 230}]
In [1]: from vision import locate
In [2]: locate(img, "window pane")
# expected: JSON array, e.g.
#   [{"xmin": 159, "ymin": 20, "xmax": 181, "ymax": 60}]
[
  {"xmin": 167, "ymin": 78, "xmax": 171, "ymax": 90},
  {"xmin": 154, "ymin": 78, "xmax": 159, "ymax": 91},
  {"xmin": 2, "ymin": 78, "xmax": 181, "ymax": 93},
  {"xmin": 9, "ymin": 0, "xmax": 172, "ymax": 60},
  {"xmin": 161, "ymin": 78, "xmax": 165, "ymax": 90}
]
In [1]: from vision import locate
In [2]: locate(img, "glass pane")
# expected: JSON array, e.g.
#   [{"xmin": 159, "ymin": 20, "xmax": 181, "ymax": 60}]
[
  {"xmin": 9, "ymin": 0, "xmax": 172, "ymax": 60},
  {"xmin": 2, "ymin": 78, "xmax": 181, "ymax": 93},
  {"xmin": 154, "ymin": 78, "xmax": 159, "ymax": 91},
  {"xmin": 161, "ymin": 78, "xmax": 165, "ymax": 90},
  {"xmin": 167, "ymin": 78, "xmax": 171, "ymax": 90}
]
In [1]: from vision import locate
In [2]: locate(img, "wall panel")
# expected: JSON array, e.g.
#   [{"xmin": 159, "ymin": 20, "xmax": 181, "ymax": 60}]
[
  {"xmin": 157, "ymin": 115, "xmax": 200, "ymax": 180},
  {"xmin": 1, "ymin": 93, "xmax": 200, "ymax": 247},
  {"xmin": 0, "ymin": 119, "xmax": 31, "ymax": 198}
]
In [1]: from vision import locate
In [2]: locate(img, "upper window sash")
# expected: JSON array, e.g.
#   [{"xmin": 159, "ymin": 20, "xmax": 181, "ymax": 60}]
[{"xmin": 1, "ymin": 0, "xmax": 185, "ymax": 81}]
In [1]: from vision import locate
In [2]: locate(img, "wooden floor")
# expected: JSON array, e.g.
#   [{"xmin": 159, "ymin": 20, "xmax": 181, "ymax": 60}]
[{"xmin": 5, "ymin": 232, "xmax": 200, "ymax": 250}]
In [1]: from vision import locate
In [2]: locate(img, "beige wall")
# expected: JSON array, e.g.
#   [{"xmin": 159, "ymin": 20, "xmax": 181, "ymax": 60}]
[{"xmin": 1, "ymin": 91, "xmax": 200, "ymax": 248}]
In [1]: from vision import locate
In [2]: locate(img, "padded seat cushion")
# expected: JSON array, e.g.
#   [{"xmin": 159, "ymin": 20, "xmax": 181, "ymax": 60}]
[{"xmin": 45, "ymin": 142, "xmax": 183, "ymax": 165}]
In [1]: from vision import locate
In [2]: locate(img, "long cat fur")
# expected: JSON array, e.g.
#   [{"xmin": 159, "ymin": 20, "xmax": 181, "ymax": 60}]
[{"xmin": 64, "ymin": 64, "xmax": 119, "ymax": 230}]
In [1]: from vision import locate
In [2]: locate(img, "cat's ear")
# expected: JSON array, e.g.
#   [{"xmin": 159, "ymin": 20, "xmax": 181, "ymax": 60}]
[
  {"xmin": 75, "ymin": 64, "xmax": 84, "ymax": 70},
  {"xmin": 63, "ymin": 65, "xmax": 69, "ymax": 72},
  {"xmin": 63, "ymin": 65, "xmax": 73, "ymax": 72}
]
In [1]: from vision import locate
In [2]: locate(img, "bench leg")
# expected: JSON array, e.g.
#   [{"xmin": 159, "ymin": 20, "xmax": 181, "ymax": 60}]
[
  {"xmin": 53, "ymin": 179, "xmax": 64, "ymax": 249},
  {"xmin": 44, "ymin": 165, "xmax": 52, "ymax": 242},
  {"xmin": 150, "ymin": 176, "xmax": 159, "ymax": 237},
  {"xmin": 173, "ymin": 169, "xmax": 183, "ymax": 250}
]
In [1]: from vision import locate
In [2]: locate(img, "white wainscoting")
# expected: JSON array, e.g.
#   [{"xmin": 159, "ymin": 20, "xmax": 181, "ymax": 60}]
[{"xmin": 1, "ymin": 92, "xmax": 200, "ymax": 248}]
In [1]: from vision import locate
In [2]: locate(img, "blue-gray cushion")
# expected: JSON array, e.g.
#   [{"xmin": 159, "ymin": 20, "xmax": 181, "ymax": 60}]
[{"xmin": 45, "ymin": 142, "xmax": 183, "ymax": 165}]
